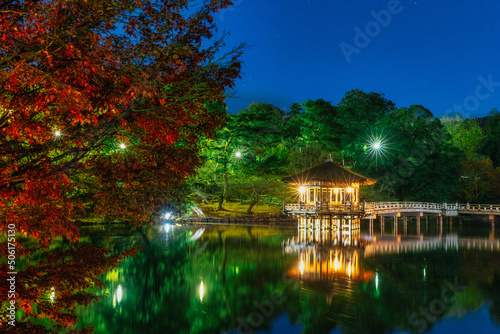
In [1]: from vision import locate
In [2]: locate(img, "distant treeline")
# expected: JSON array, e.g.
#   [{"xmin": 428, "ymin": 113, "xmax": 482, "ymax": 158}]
[{"xmin": 189, "ymin": 89, "xmax": 500, "ymax": 212}]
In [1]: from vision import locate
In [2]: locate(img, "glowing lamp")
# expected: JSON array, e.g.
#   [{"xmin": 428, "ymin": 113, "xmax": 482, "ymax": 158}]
[
  {"xmin": 54, "ymin": 130, "xmax": 62, "ymax": 137},
  {"xmin": 119, "ymin": 143, "xmax": 126, "ymax": 149},
  {"xmin": 235, "ymin": 151, "xmax": 242, "ymax": 158},
  {"xmin": 347, "ymin": 187, "xmax": 352, "ymax": 193},
  {"xmin": 299, "ymin": 186, "xmax": 306, "ymax": 194},
  {"xmin": 299, "ymin": 260, "xmax": 305, "ymax": 275},
  {"xmin": 373, "ymin": 142, "xmax": 382, "ymax": 150}
]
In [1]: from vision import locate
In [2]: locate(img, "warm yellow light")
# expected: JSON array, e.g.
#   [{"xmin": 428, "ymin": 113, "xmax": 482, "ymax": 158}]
[
  {"xmin": 347, "ymin": 187, "xmax": 352, "ymax": 193},
  {"xmin": 199, "ymin": 281, "xmax": 204, "ymax": 302},
  {"xmin": 334, "ymin": 188, "xmax": 339, "ymax": 194},
  {"xmin": 334, "ymin": 257, "xmax": 340, "ymax": 271},
  {"xmin": 347, "ymin": 263, "xmax": 352, "ymax": 277},
  {"xmin": 54, "ymin": 130, "xmax": 62, "ymax": 137},
  {"xmin": 299, "ymin": 186, "xmax": 306, "ymax": 194},
  {"xmin": 299, "ymin": 260, "xmax": 305, "ymax": 275}
]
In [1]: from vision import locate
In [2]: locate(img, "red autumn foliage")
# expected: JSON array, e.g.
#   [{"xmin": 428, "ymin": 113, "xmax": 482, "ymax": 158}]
[
  {"xmin": 1, "ymin": 0, "xmax": 243, "ymax": 331},
  {"xmin": 0, "ymin": 0, "xmax": 244, "ymax": 243}
]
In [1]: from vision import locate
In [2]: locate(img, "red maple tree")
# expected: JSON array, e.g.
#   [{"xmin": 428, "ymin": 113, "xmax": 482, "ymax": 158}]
[
  {"xmin": 1, "ymin": 0, "xmax": 243, "ymax": 331},
  {"xmin": 0, "ymin": 0, "xmax": 244, "ymax": 243}
]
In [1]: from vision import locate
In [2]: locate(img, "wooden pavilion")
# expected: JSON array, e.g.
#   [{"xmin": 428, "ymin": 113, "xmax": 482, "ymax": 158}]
[{"xmin": 282, "ymin": 159, "xmax": 375, "ymax": 215}]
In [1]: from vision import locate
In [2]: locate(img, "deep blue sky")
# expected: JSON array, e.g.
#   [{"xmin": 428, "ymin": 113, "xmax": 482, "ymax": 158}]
[{"xmin": 216, "ymin": 0, "xmax": 500, "ymax": 118}]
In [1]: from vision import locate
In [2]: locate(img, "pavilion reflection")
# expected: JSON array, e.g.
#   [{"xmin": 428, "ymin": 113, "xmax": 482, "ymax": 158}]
[
  {"xmin": 285, "ymin": 216, "xmax": 374, "ymax": 283},
  {"xmin": 295, "ymin": 216, "xmax": 361, "ymax": 247}
]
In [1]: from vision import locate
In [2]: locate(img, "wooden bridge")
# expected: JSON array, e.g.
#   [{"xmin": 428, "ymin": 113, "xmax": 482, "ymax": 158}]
[{"xmin": 284, "ymin": 201, "xmax": 500, "ymax": 225}]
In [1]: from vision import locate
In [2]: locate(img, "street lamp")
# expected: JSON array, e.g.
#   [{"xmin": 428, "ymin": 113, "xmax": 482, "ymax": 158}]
[
  {"xmin": 235, "ymin": 151, "xmax": 242, "ymax": 158},
  {"xmin": 119, "ymin": 143, "xmax": 126, "ymax": 149},
  {"xmin": 372, "ymin": 141, "xmax": 381, "ymax": 150}
]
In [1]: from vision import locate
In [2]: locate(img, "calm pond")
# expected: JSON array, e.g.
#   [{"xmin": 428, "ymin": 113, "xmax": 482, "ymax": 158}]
[{"xmin": 75, "ymin": 220, "xmax": 500, "ymax": 334}]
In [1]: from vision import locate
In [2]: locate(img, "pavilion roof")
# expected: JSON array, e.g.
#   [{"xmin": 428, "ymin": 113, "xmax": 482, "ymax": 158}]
[{"xmin": 282, "ymin": 160, "xmax": 376, "ymax": 186}]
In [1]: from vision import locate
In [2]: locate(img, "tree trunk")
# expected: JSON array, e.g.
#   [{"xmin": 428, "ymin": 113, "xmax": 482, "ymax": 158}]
[
  {"xmin": 247, "ymin": 198, "xmax": 258, "ymax": 214},
  {"xmin": 217, "ymin": 132, "xmax": 235, "ymax": 211}
]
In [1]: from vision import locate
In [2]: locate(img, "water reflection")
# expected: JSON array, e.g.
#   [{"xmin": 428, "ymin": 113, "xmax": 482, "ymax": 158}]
[{"xmin": 72, "ymin": 221, "xmax": 500, "ymax": 334}]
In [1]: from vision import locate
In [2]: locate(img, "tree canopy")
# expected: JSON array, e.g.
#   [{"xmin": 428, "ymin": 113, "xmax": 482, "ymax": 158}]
[{"xmin": 0, "ymin": 0, "xmax": 244, "ymax": 243}]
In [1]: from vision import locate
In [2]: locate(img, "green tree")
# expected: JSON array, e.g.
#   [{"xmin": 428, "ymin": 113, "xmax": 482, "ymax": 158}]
[
  {"xmin": 445, "ymin": 118, "xmax": 484, "ymax": 156},
  {"xmin": 481, "ymin": 109, "xmax": 500, "ymax": 167},
  {"xmin": 375, "ymin": 106, "xmax": 462, "ymax": 201},
  {"xmin": 300, "ymin": 99, "xmax": 341, "ymax": 154},
  {"xmin": 336, "ymin": 90, "xmax": 395, "ymax": 166}
]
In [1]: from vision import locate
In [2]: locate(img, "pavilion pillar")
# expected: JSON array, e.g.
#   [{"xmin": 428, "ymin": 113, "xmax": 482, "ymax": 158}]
[
  {"xmin": 403, "ymin": 216, "xmax": 408, "ymax": 236},
  {"xmin": 491, "ymin": 215, "xmax": 495, "ymax": 228}
]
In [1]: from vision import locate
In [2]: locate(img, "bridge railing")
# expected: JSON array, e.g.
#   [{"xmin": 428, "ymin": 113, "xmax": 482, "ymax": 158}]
[
  {"xmin": 284, "ymin": 203, "xmax": 316, "ymax": 211},
  {"xmin": 364, "ymin": 202, "xmax": 445, "ymax": 212},
  {"xmin": 285, "ymin": 201, "xmax": 500, "ymax": 215},
  {"xmin": 456, "ymin": 204, "xmax": 500, "ymax": 213},
  {"xmin": 284, "ymin": 202, "xmax": 364, "ymax": 212}
]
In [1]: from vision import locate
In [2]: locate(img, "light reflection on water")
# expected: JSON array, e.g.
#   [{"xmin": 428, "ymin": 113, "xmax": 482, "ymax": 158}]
[{"xmin": 75, "ymin": 220, "xmax": 500, "ymax": 334}]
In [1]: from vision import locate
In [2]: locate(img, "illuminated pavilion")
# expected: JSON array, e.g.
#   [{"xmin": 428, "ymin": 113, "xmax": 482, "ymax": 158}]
[{"xmin": 282, "ymin": 159, "xmax": 376, "ymax": 214}]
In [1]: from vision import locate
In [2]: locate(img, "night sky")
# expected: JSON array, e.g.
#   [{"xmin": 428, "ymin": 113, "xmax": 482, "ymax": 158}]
[{"xmin": 217, "ymin": 0, "xmax": 500, "ymax": 118}]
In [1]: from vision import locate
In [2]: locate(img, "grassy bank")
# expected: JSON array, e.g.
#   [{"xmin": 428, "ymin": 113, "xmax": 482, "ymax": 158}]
[{"xmin": 191, "ymin": 201, "xmax": 283, "ymax": 218}]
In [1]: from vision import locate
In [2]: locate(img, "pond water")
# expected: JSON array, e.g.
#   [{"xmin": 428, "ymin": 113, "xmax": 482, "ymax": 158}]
[{"xmin": 75, "ymin": 220, "xmax": 500, "ymax": 334}]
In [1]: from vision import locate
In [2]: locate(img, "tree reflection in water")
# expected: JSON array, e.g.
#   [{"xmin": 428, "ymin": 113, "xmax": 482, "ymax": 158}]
[{"xmin": 71, "ymin": 221, "xmax": 500, "ymax": 334}]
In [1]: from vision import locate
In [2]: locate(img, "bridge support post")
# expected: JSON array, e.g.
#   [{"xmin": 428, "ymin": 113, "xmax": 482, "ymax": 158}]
[
  {"xmin": 369, "ymin": 218, "xmax": 373, "ymax": 236},
  {"xmin": 403, "ymin": 216, "xmax": 408, "ymax": 235},
  {"xmin": 416, "ymin": 216, "xmax": 421, "ymax": 236},
  {"xmin": 381, "ymin": 216, "xmax": 385, "ymax": 236},
  {"xmin": 394, "ymin": 216, "xmax": 398, "ymax": 236}
]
